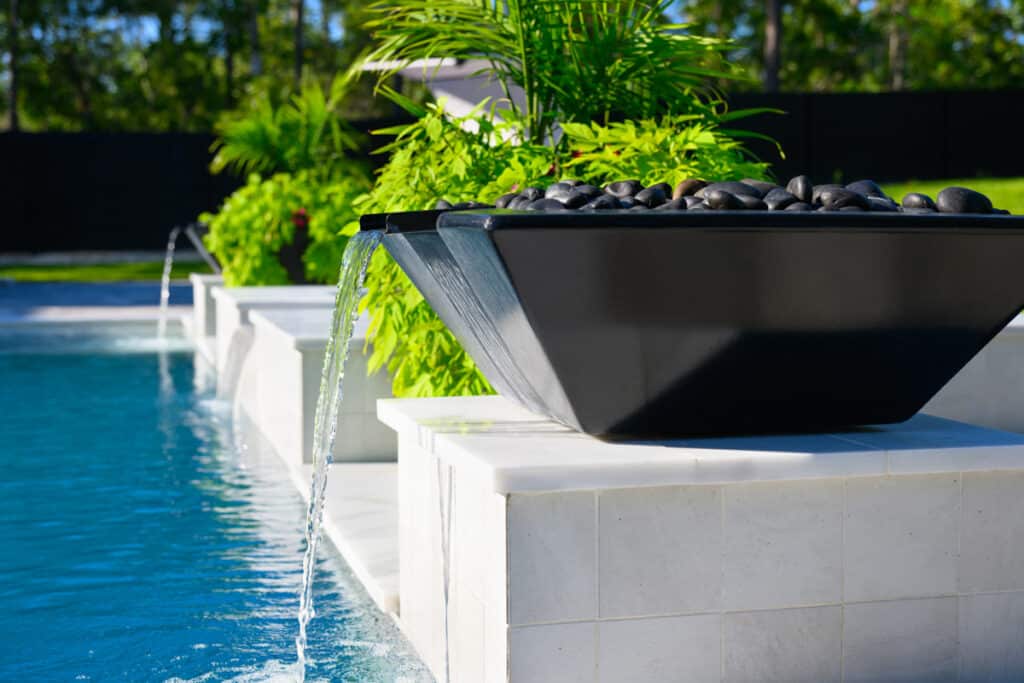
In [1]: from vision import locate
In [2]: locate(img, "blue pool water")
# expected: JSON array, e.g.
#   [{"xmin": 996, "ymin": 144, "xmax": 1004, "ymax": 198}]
[{"xmin": 0, "ymin": 325, "xmax": 430, "ymax": 682}]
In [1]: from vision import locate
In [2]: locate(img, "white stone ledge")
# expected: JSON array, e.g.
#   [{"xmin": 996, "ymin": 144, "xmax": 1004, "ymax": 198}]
[
  {"xmin": 378, "ymin": 396, "xmax": 1024, "ymax": 494},
  {"xmin": 236, "ymin": 307, "xmax": 395, "ymax": 466},
  {"xmin": 211, "ymin": 285, "xmax": 337, "ymax": 375},
  {"xmin": 384, "ymin": 396, "xmax": 1024, "ymax": 682}
]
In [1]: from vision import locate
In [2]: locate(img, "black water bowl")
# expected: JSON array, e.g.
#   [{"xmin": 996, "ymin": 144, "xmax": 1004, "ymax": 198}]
[{"xmin": 367, "ymin": 209, "xmax": 1024, "ymax": 438}]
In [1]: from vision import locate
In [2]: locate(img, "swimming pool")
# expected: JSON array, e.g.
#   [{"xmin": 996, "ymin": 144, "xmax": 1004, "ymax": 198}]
[{"xmin": 0, "ymin": 325, "xmax": 430, "ymax": 682}]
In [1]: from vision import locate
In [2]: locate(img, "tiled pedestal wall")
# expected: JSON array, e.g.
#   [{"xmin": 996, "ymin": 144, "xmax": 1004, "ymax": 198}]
[
  {"xmin": 384, "ymin": 397, "xmax": 1024, "ymax": 683},
  {"xmin": 211, "ymin": 285, "xmax": 336, "ymax": 386},
  {"xmin": 235, "ymin": 308, "xmax": 395, "ymax": 467},
  {"xmin": 189, "ymin": 274, "xmax": 222, "ymax": 365}
]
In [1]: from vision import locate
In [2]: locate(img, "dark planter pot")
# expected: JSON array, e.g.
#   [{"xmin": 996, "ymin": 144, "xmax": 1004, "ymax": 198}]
[
  {"xmin": 277, "ymin": 223, "xmax": 311, "ymax": 285},
  {"xmin": 367, "ymin": 209, "xmax": 1024, "ymax": 438},
  {"xmin": 361, "ymin": 210, "xmax": 549, "ymax": 415}
]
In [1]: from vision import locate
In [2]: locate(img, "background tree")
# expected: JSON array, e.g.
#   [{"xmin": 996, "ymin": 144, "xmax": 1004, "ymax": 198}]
[{"xmin": 676, "ymin": 0, "xmax": 1024, "ymax": 92}]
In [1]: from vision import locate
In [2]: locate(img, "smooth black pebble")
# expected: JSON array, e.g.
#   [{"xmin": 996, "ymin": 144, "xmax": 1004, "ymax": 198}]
[
  {"xmin": 581, "ymin": 194, "xmax": 621, "ymax": 210},
  {"xmin": 635, "ymin": 185, "xmax": 668, "ymax": 208},
  {"xmin": 901, "ymin": 193, "xmax": 936, "ymax": 210},
  {"xmin": 867, "ymin": 196, "xmax": 900, "ymax": 212},
  {"xmin": 705, "ymin": 189, "xmax": 744, "ymax": 210},
  {"xmin": 785, "ymin": 175, "xmax": 813, "ymax": 203},
  {"xmin": 495, "ymin": 192, "xmax": 518, "ymax": 209},
  {"xmin": 936, "ymin": 186, "xmax": 993, "ymax": 214},
  {"xmin": 604, "ymin": 180, "xmax": 643, "ymax": 198},
  {"xmin": 764, "ymin": 188, "xmax": 798, "ymax": 211},
  {"xmin": 527, "ymin": 198, "xmax": 568, "ymax": 211},
  {"xmin": 703, "ymin": 181, "xmax": 764, "ymax": 198},
  {"xmin": 845, "ymin": 179, "xmax": 887, "ymax": 198}
]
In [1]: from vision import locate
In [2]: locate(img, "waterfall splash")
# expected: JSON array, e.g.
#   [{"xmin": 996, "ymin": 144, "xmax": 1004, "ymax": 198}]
[
  {"xmin": 296, "ymin": 231, "xmax": 382, "ymax": 681},
  {"xmin": 157, "ymin": 226, "xmax": 182, "ymax": 339}
]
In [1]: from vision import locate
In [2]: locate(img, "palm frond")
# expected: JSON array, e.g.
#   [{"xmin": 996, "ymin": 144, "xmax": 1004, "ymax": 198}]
[
  {"xmin": 360, "ymin": 0, "xmax": 752, "ymax": 143},
  {"xmin": 210, "ymin": 75, "xmax": 364, "ymax": 177}
]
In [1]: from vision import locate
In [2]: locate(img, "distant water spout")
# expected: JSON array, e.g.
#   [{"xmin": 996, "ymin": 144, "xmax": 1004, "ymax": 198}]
[
  {"xmin": 157, "ymin": 226, "xmax": 181, "ymax": 339},
  {"xmin": 183, "ymin": 223, "xmax": 222, "ymax": 275},
  {"xmin": 295, "ymin": 231, "xmax": 382, "ymax": 681}
]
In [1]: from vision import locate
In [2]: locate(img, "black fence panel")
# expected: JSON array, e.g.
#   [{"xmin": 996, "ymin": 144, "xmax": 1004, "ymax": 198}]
[
  {"xmin": 1, "ymin": 132, "xmax": 241, "ymax": 252},
  {"xmin": 2, "ymin": 95, "xmax": 1022, "ymax": 252},
  {"xmin": 0, "ymin": 115, "xmax": 414, "ymax": 253},
  {"xmin": 729, "ymin": 90, "xmax": 1024, "ymax": 184}
]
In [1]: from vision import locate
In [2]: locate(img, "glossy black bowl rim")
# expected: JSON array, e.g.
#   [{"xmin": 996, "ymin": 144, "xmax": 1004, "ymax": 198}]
[
  {"xmin": 437, "ymin": 209, "xmax": 1024, "ymax": 232},
  {"xmin": 359, "ymin": 209, "xmax": 451, "ymax": 234}
]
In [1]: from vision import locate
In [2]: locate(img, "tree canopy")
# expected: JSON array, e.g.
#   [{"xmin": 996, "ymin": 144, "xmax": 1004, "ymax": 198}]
[
  {"xmin": 3, "ymin": 0, "xmax": 1024, "ymax": 131},
  {"xmin": 0, "ymin": 0, "xmax": 385, "ymax": 130},
  {"xmin": 680, "ymin": 0, "xmax": 1024, "ymax": 92}
]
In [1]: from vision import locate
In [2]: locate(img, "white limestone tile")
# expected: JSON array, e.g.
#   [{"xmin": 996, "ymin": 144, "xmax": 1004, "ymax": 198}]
[
  {"xmin": 484, "ymin": 605, "xmax": 508, "ymax": 683},
  {"xmin": 482, "ymin": 490, "xmax": 509, "ymax": 629},
  {"xmin": 451, "ymin": 463, "xmax": 504, "ymax": 611},
  {"xmin": 450, "ymin": 585, "xmax": 486, "ymax": 683},
  {"xmin": 508, "ymin": 491, "xmax": 597, "ymax": 625},
  {"xmin": 723, "ymin": 606, "xmax": 842, "ymax": 683},
  {"xmin": 358, "ymin": 412, "xmax": 398, "ymax": 461},
  {"xmin": 842, "ymin": 597, "xmax": 959, "ymax": 683},
  {"xmin": 961, "ymin": 471, "xmax": 1024, "ymax": 592},
  {"xmin": 509, "ymin": 622, "xmax": 595, "ymax": 683},
  {"xmin": 214, "ymin": 291, "xmax": 243, "ymax": 370},
  {"xmin": 598, "ymin": 485, "xmax": 721, "ymax": 618},
  {"xmin": 722, "ymin": 479, "xmax": 843, "ymax": 610},
  {"xmin": 959, "ymin": 592, "xmax": 1024, "ymax": 682},
  {"xmin": 397, "ymin": 435, "xmax": 446, "ymax": 678},
  {"xmin": 844, "ymin": 474, "xmax": 960, "ymax": 602},
  {"xmin": 598, "ymin": 614, "xmax": 720, "ymax": 683}
]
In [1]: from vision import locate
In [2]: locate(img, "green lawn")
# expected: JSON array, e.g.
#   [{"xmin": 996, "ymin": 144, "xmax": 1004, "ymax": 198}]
[
  {"xmin": 0, "ymin": 260, "xmax": 212, "ymax": 283},
  {"xmin": 883, "ymin": 177, "xmax": 1024, "ymax": 214}
]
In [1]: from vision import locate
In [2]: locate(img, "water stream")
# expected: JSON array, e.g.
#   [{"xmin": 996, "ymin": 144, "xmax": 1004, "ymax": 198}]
[
  {"xmin": 157, "ymin": 226, "xmax": 181, "ymax": 339},
  {"xmin": 436, "ymin": 459, "xmax": 455, "ymax": 683},
  {"xmin": 183, "ymin": 223, "xmax": 223, "ymax": 274},
  {"xmin": 296, "ymin": 231, "xmax": 383, "ymax": 681}
]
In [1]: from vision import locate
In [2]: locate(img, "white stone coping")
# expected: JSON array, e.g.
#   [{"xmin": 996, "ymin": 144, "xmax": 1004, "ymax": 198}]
[
  {"xmin": 211, "ymin": 284, "xmax": 337, "ymax": 309},
  {"xmin": 249, "ymin": 307, "xmax": 371, "ymax": 352},
  {"xmin": 378, "ymin": 396, "xmax": 1024, "ymax": 494},
  {"xmin": 188, "ymin": 273, "xmax": 223, "ymax": 286}
]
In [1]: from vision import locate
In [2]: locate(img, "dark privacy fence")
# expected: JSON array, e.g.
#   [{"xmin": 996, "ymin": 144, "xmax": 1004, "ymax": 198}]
[
  {"xmin": 729, "ymin": 90, "xmax": 1024, "ymax": 184},
  {"xmin": 1, "ymin": 132, "xmax": 240, "ymax": 252},
  {"xmin": 0, "ymin": 116, "xmax": 411, "ymax": 253},
  {"xmin": 2, "ymin": 92, "xmax": 1023, "ymax": 252}
]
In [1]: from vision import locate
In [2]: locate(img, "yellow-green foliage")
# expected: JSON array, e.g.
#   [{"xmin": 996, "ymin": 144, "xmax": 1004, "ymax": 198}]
[
  {"xmin": 202, "ymin": 170, "xmax": 368, "ymax": 286},
  {"xmin": 356, "ymin": 103, "xmax": 769, "ymax": 398}
]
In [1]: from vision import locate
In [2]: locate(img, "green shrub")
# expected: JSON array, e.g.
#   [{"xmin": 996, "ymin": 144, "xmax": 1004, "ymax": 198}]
[
  {"xmin": 202, "ymin": 170, "xmax": 367, "ymax": 286},
  {"xmin": 350, "ymin": 0, "xmax": 776, "ymax": 398},
  {"xmin": 210, "ymin": 75, "xmax": 367, "ymax": 179},
  {"xmin": 355, "ymin": 101, "xmax": 769, "ymax": 398},
  {"xmin": 201, "ymin": 74, "xmax": 372, "ymax": 287}
]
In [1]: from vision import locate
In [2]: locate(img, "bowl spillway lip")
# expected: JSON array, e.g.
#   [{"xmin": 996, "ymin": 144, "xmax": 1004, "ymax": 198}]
[
  {"xmin": 358, "ymin": 212, "xmax": 389, "ymax": 232},
  {"xmin": 436, "ymin": 209, "xmax": 1024, "ymax": 232},
  {"xmin": 360, "ymin": 209, "xmax": 456, "ymax": 234}
]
